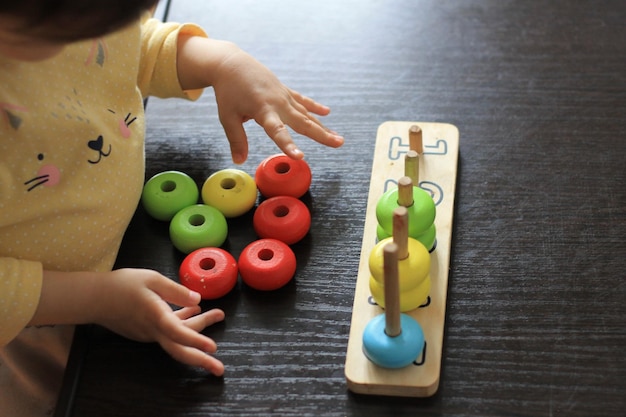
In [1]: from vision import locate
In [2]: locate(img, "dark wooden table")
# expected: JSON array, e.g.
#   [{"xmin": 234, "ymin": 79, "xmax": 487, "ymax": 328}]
[{"xmin": 55, "ymin": 1, "xmax": 626, "ymax": 416}]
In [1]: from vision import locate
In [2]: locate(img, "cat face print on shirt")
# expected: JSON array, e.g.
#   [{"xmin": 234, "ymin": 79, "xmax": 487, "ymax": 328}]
[
  {"xmin": 85, "ymin": 111, "xmax": 137, "ymax": 165},
  {"xmin": 0, "ymin": 95, "xmax": 140, "ymax": 193},
  {"xmin": 23, "ymin": 153, "xmax": 61, "ymax": 191}
]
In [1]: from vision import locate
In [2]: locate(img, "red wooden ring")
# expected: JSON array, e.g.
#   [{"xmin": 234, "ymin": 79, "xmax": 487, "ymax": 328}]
[
  {"xmin": 253, "ymin": 195, "xmax": 311, "ymax": 245},
  {"xmin": 238, "ymin": 239, "xmax": 296, "ymax": 291},
  {"xmin": 179, "ymin": 247, "xmax": 238, "ymax": 299},
  {"xmin": 254, "ymin": 154, "xmax": 312, "ymax": 198}
]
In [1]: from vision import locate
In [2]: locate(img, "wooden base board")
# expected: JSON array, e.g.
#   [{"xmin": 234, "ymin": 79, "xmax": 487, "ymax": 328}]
[{"xmin": 345, "ymin": 121, "xmax": 459, "ymax": 397}]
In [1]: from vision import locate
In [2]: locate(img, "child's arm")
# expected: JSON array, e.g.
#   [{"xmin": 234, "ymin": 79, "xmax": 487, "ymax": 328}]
[
  {"xmin": 29, "ymin": 269, "xmax": 225, "ymax": 376},
  {"xmin": 174, "ymin": 35, "xmax": 344, "ymax": 164}
]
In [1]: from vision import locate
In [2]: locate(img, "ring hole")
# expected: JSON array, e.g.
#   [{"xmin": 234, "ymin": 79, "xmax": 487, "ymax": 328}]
[
  {"xmin": 273, "ymin": 205, "xmax": 289, "ymax": 218},
  {"xmin": 199, "ymin": 258, "xmax": 216, "ymax": 270},
  {"xmin": 274, "ymin": 162, "xmax": 290, "ymax": 174},
  {"xmin": 161, "ymin": 180, "xmax": 176, "ymax": 192},
  {"xmin": 220, "ymin": 178, "xmax": 236, "ymax": 190},
  {"xmin": 189, "ymin": 214, "xmax": 206, "ymax": 226},
  {"xmin": 258, "ymin": 248, "xmax": 274, "ymax": 261}
]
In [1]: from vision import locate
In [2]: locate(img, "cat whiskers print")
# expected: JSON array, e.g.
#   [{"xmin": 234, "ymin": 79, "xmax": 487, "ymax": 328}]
[
  {"xmin": 24, "ymin": 154, "xmax": 61, "ymax": 191},
  {"xmin": 108, "ymin": 109, "xmax": 136, "ymax": 139}
]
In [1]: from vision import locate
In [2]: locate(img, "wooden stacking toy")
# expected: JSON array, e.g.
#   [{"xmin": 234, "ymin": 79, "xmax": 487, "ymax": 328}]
[
  {"xmin": 369, "ymin": 206, "xmax": 431, "ymax": 312},
  {"xmin": 346, "ymin": 122, "xmax": 459, "ymax": 398},
  {"xmin": 362, "ymin": 240, "xmax": 425, "ymax": 368},
  {"xmin": 404, "ymin": 150, "xmax": 419, "ymax": 187},
  {"xmin": 409, "ymin": 124, "xmax": 423, "ymax": 154},
  {"xmin": 376, "ymin": 176, "xmax": 436, "ymax": 251}
]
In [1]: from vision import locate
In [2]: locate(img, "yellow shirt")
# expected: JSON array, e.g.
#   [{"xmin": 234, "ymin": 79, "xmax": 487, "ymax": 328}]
[{"xmin": 0, "ymin": 17, "xmax": 206, "ymax": 416}]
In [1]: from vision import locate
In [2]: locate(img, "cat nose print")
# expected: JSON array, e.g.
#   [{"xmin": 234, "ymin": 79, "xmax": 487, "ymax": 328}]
[
  {"xmin": 87, "ymin": 135, "xmax": 112, "ymax": 164},
  {"xmin": 24, "ymin": 164, "xmax": 61, "ymax": 191}
]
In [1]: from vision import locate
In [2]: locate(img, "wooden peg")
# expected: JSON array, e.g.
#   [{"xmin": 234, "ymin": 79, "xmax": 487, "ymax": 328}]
[
  {"xmin": 397, "ymin": 176, "xmax": 413, "ymax": 207},
  {"xmin": 393, "ymin": 206, "xmax": 409, "ymax": 260},
  {"xmin": 404, "ymin": 150, "xmax": 419, "ymax": 187},
  {"xmin": 383, "ymin": 242, "xmax": 401, "ymax": 337},
  {"xmin": 409, "ymin": 125, "xmax": 423, "ymax": 154}
]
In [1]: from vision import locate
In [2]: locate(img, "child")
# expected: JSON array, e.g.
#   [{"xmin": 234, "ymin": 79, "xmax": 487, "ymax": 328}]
[{"xmin": 0, "ymin": 1, "xmax": 344, "ymax": 416}]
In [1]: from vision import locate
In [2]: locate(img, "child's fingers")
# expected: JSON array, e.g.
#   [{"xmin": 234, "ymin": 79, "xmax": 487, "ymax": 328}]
[
  {"xmin": 174, "ymin": 306, "xmax": 202, "ymax": 320},
  {"xmin": 156, "ymin": 311, "xmax": 218, "ymax": 353},
  {"xmin": 219, "ymin": 113, "xmax": 249, "ymax": 164},
  {"xmin": 147, "ymin": 274, "xmax": 202, "ymax": 308},
  {"xmin": 182, "ymin": 308, "xmax": 225, "ymax": 332},
  {"xmin": 174, "ymin": 308, "xmax": 225, "ymax": 332},
  {"xmin": 288, "ymin": 88, "xmax": 331, "ymax": 116},
  {"xmin": 288, "ymin": 98, "xmax": 330, "ymax": 132},
  {"xmin": 256, "ymin": 109, "xmax": 343, "ymax": 159},
  {"xmin": 257, "ymin": 112, "xmax": 303, "ymax": 159},
  {"xmin": 282, "ymin": 109, "xmax": 344, "ymax": 149},
  {"xmin": 287, "ymin": 98, "xmax": 345, "ymax": 143},
  {"xmin": 161, "ymin": 341, "xmax": 225, "ymax": 376}
]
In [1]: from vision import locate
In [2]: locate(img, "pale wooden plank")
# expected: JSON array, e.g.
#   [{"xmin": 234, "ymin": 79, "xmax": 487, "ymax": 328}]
[{"xmin": 345, "ymin": 121, "xmax": 459, "ymax": 397}]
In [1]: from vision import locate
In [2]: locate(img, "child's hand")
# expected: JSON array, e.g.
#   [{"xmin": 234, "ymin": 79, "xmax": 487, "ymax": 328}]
[
  {"xmin": 212, "ymin": 50, "xmax": 344, "ymax": 163},
  {"xmin": 176, "ymin": 37, "xmax": 344, "ymax": 164},
  {"xmin": 94, "ymin": 269, "xmax": 225, "ymax": 376}
]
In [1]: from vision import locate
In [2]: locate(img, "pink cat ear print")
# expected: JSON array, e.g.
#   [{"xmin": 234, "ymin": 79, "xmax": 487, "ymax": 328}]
[{"xmin": 24, "ymin": 164, "xmax": 61, "ymax": 191}]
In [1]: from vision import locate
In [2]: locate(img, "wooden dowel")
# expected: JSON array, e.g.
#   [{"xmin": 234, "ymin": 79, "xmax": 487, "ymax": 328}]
[
  {"xmin": 404, "ymin": 150, "xmax": 419, "ymax": 187},
  {"xmin": 383, "ymin": 242, "xmax": 401, "ymax": 337},
  {"xmin": 397, "ymin": 176, "xmax": 414, "ymax": 207},
  {"xmin": 393, "ymin": 206, "xmax": 409, "ymax": 260},
  {"xmin": 409, "ymin": 125, "xmax": 423, "ymax": 154}
]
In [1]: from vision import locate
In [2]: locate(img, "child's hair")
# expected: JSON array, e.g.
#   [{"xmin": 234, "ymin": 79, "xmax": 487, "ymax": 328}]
[{"xmin": 0, "ymin": 0, "xmax": 160, "ymax": 42}]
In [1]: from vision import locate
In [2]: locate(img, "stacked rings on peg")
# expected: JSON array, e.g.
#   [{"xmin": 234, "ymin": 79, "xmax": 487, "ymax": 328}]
[
  {"xmin": 376, "ymin": 177, "xmax": 436, "ymax": 251},
  {"xmin": 369, "ymin": 236, "xmax": 431, "ymax": 312},
  {"xmin": 141, "ymin": 171, "xmax": 199, "ymax": 221},
  {"xmin": 362, "ymin": 313, "xmax": 425, "ymax": 368}
]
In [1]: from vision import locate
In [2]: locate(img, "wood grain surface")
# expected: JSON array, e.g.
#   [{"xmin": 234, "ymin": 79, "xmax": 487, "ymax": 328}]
[{"xmin": 55, "ymin": 1, "xmax": 626, "ymax": 416}]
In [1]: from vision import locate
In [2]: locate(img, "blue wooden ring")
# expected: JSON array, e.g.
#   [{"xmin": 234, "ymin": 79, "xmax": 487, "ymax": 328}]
[{"xmin": 362, "ymin": 313, "xmax": 424, "ymax": 369}]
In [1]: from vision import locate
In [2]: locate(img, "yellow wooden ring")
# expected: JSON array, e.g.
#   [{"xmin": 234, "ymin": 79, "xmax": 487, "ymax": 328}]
[
  {"xmin": 368, "ymin": 237, "xmax": 430, "ymax": 292},
  {"xmin": 369, "ymin": 273, "xmax": 431, "ymax": 312}
]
